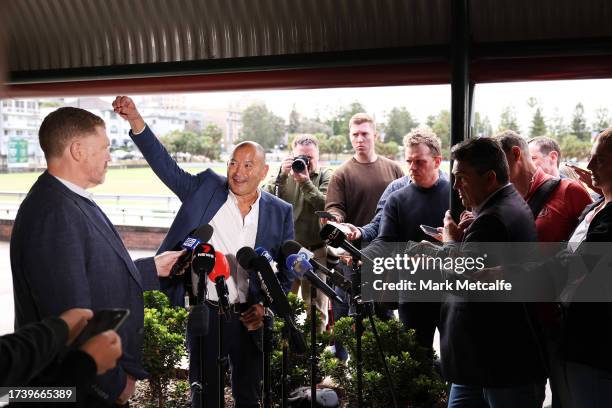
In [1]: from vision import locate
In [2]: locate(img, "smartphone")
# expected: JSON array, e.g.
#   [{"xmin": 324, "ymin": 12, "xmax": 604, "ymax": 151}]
[
  {"xmin": 420, "ymin": 224, "xmax": 442, "ymax": 240},
  {"xmin": 72, "ymin": 308, "xmax": 130, "ymax": 348},
  {"xmin": 315, "ymin": 211, "xmax": 336, "ymax": 220}
]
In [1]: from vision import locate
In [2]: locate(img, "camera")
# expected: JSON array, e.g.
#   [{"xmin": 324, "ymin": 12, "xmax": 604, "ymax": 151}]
[{"xmin": 291, "ymin": 155, "xmax": 310, "ymax": 173}]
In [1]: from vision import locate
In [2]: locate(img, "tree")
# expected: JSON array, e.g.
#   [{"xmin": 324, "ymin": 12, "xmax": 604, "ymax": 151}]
[
  {"xmin": 297, "ymin": 118, "xmax": 333, "ymax": 136},
  {"xmin": 530, "ymin": 107, "xmax": 547, "ymax": 137},
  {"xmin": 327, "ymin": 135, "xmax": 346, "ymax": 160},
  {"xmin": 548, "ymin": 108, "xmax": 569, "ymax": 141},
  {"xmin": 241, "ymin": 103, "xmax": 286, "ymax": 149},
  {"xmin": 326, "ymin": 101, "xmax": 367, "ymax": 146},
  {"xmin": 383, "ymin": 107, "xmax": 418, "ymax": 145},
  {"xmin": 561, "ymin": 135, "xmax": 592, "ymax": 161},
  {"xmin": 288, "ymin": 105, "xmax": 301, "ymax": 134},
  {"xmin": 375, "ymin": 140, "xmax": 399, "ymax": 159},
  {"xmin": 593, "ymin": 107, "xmax": 611, "ymax": 133},
  {"xmin": 429, "ymin": 109, "xmax": 451, "ymax": 158},
  {"xmin": 498, "ymin": 105, "xmax": 520, "ymax": 133},
  {"xmin": 160, "ymin": 130, "xmax": 201, "ymax": 157},
  {"xmin": 571, "ymin": 102, "xmax": 589, "ymax": 141},
  {"xmin": 473, "ymin": 112, "xmax": 493, "ymax": 138}
]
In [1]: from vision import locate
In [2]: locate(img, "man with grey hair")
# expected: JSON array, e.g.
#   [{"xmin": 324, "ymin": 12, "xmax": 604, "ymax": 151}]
[{"xmin": 528, "ymin": 136, "xmax": 563, "ymax": 178}]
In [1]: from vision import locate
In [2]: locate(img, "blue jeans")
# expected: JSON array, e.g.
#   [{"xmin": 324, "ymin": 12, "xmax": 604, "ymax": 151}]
[
  {"xmin": 566, "ymin": 361, "xmax": 612, "ymax": 408},
  {"xmin": 448, "ymin": 383, "xmax": 545, "ymax": 408}
]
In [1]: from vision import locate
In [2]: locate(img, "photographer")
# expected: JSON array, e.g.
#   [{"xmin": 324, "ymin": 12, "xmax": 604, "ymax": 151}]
[{"xmin": 266, "ymin": 134, "xmax": 333, "ymax": 332}]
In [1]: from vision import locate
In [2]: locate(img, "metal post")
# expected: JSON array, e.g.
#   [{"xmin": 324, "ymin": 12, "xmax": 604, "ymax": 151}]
[{"xmin": 450, "ymin": 0, "xmax": 472, "ymax": 221}]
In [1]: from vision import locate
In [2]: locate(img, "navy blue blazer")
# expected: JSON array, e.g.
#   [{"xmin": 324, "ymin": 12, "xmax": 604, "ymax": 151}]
[
  {"xmin": 10, "ymin": 171, "xmax": 159, "ymax": 403},
  {"xmin": 130, "ymin": 125, "xmax": 295, "ymax": 307}
]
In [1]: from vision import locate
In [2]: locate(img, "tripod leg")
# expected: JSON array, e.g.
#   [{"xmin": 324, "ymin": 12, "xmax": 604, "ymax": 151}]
[
  {"xmin": 366, "ymin": 306, "xmax": 398, "ymax": 408},
  {"xmin": 311, "ymin": 286, "xmax": 317, "ymax": 408},
  {"xmin": 263, "ymin": 314, "xmax": 273, "ymax": 408},
  {"xmin": 282, "ymin": 324, "xmax": 289, "ymax": 408}
]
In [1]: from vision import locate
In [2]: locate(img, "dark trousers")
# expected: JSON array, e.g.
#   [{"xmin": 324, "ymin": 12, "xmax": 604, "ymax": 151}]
[
  {"xmin": 188, "ymin": 304, "xmax": 263, "ymax": 408},
  {"xmin": 398, "ymin": 302, "xmax": 440, "ymax": 350}
]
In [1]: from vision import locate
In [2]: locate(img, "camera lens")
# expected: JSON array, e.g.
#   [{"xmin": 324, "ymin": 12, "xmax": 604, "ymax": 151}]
[{"xmin": 291, "ymin": 158, "xmax": 307, "ymax": 173}]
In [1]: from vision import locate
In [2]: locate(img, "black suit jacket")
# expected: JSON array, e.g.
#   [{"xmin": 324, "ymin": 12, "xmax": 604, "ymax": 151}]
[
  {"xmin": 439, "ymin": 184, "xmax": 547, "ymax": 386},
  {"xmin": 10, "ymin": 172, "xmax": 159, "ymax": 403}
]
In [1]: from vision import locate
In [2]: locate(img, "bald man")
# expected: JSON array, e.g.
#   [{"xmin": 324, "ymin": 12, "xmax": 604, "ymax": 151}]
[{"xmin": 114, "ymin": 97, "xmax": 294, "ymax": 408}]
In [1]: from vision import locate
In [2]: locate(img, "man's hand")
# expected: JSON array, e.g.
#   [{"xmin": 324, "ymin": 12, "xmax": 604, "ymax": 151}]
[
  {"xmin": 344, "ymin": 223, "xmax": 362, "ymax": 241},
  {"xmin": 240, "ymin": 304, "xmax": 264, "ymax": 331},
  {"xmin": 116, "ymin": 375, "xmax": 136, "ymax": 405},
  {"xmin": 292, "ymin": 166, "xmax": 310, "ymax": 184},
  {"xmin": 112, "ymin": 96, "xmax": 146, "ymax": 134},
  {"xmin": 568, "ymin": 164, "xmax": 602, "ymax": 195},
  {"xmin": 154, "ymin": 250, "xmax": 186, "ymax": 277},
  {"xmin": 458, "ymin": 210, "xmax": 475, "ymax": 232},
  {"xmin": 442, "ymin": 211, "xmax": 462, "ymax": 242},
  {"xmin": 59, "ymin": 308, "xmax": 93, "ymax": 346},
  {"xmin": 80, "ymin": 330, "xmax": 122, "ymax": 375},
  {"xmin": 280, "ymin": 156, "xmax": 293, "ymax": 176}
]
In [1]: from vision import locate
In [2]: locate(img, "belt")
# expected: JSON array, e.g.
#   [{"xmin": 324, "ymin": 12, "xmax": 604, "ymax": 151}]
[{"xmin": 205, "ymin": 299, "xmax": 249, "ymax": 314}]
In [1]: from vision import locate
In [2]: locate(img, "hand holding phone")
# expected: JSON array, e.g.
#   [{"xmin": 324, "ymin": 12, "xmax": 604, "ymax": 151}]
[
  {"xmin": 420, "ymin": 224, "xmax": 443, "ymax": 242},
  {"xmin": 71, "ymin": 309, "xmax": 130, "ymax": 348}
]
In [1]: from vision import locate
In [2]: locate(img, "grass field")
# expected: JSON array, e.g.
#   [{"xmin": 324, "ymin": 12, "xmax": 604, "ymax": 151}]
[{"xmin": 0, "ymin": 163, "xmax": 288, "ymax": 196}]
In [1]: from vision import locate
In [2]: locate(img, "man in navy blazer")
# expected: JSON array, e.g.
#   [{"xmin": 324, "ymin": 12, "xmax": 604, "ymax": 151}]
[
  {"xmin": 10, "ymin": 107, "xmax": 183, "ymax": 406},
  {"xmin": 113, "ymin": 96, "xmax": 295, "ymax": 408}
]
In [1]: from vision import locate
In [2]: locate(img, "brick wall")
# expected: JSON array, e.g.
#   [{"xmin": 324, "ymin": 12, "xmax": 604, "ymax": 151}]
[{"xmin": 0, "ymin": 219, "xmax": 168, "ymax": 250}]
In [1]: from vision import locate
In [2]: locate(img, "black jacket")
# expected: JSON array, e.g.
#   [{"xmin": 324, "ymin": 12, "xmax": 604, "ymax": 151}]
[
  {"xmin": 562, "ymin": 198, "xmax": 612, "ymax": 373},
  {"xmin": 439, "ymin": 185, "xmax": 547, "ymax": 386}
]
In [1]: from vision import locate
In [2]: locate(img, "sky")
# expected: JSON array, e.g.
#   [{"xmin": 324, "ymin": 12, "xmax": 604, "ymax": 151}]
[{"xmin": 102, "ymin": 78, "xmax": 612, "ymax": 135}]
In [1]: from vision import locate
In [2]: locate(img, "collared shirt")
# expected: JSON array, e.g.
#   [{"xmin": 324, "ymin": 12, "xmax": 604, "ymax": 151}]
[
  {"xmin": 473, "ymin": 183, "xmax": 512, "ymax": 216},
  {"xmin": 53, "ymin": 175, "xmax": 94, "ymax": 202},
  {"xmin": 193, "ymin": 189, "xmax": 261, "ymax": 304}
]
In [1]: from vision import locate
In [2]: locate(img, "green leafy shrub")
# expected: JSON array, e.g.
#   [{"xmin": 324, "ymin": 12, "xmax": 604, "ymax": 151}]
[
  {"xmin": 142, "ymin": 290, "xmax": 189, "ymax": 408},
  {"xmin": 320, "ymin": 315, "xmax": 447, "ymax": 407}
]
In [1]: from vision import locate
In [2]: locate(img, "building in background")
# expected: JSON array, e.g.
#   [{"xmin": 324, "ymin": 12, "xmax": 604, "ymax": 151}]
[{"xmin": 0, "ymin": 99, "xmax": 43, "ymax": 170}]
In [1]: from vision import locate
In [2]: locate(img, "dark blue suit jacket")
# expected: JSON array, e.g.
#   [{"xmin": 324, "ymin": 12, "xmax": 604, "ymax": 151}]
[
  {"xmin": 10, "ymin": 171, "xmax": 159, "ymax": 403},
  {"xmin": 130, "ymin": 126, "xmax": 295, "ymax": 307}
]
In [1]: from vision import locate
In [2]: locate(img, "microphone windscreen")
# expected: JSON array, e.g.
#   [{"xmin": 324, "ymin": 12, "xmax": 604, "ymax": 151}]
[
  {"xmin": 209, "ymin": 251, "xmax": 230, "ymax": 282},
  {"xmin": 187, "ymin": 304, "xmax": 209, "ymax": 336},
  {"xmin": 192, "ymin": 243, "xmax": 216, "ymax": 275},
  {"xmin": 281, "ymin": 240, "xmax": 302, "ymax": 257},
  {"xmin": 320, "ymin": 224, "xmax": 346, "ymax": 248},
  {"xmin": 192, "ymin": 224, "xmax": 214, "ymax": 242},
  {"xmin": 236, "ymin": 246, "xmax": 258, "ymax": 270}
]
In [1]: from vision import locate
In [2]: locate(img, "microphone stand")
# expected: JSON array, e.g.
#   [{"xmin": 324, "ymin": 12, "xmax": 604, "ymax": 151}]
[
  {"xmin": 192, "ymin": 272, "xmax": 206, "ymax": 408},
  {"xmin": 348, "ymin": 254, "xmax": 365, "ymax": 408},
  {"xmin": 216, "ymin": 278, "xmax": 231, "ymax": 408},
  {"xmin": 262, "ymin": 311, "xmax": 273, "ymax": 408},
  {"xmin": 348, "ymin": 253, "xmax": 398, "ymax": 408},
  {"xmin": 310, "ymin": 285, "xmax": 318, "ymax": 408}
]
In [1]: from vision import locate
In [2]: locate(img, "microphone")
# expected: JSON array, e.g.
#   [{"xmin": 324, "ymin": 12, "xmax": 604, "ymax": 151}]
[
  {"xmin": 192, "ymin": 243, "xmax": 216, "ymax": 277},
  {"xmin": 285, "ymin": 253, "xmax": 344, "ymax": 303},
  {"xmin": 236, "ymin": 247, "xmax": 292, "ymax": 320},
  {"xmin": 320, "ymin": 224, "xmax": 373, "ymax": 263},
  {"xmin": 209, "ymin": 251, "xmax": 231, "ymax": 320},
  {"xmin": 281, "ymin": 240, "xmax": 352, "ymax": 292},
  {"xmin": 171, "ymin": 224, "xmax": 214, "ymax": 276}
]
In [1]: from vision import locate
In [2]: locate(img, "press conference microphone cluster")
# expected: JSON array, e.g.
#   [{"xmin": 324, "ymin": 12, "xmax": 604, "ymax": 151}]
[
  {"xmin": 281, "ymin": 240, "xmax": 351, "ymax": 293},
  {"xmin": 171, "ymin": 224, "xmax": 214, "ymax": 276},
  {"xmin": 285, "ymin": 253, "xmax": 344, "ymax": 304}
]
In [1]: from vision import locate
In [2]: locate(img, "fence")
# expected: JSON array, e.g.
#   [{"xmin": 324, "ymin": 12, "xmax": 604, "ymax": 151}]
[{"xmin": 0, "ymin": 191, "xmax": 180, "ymax": 228}]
